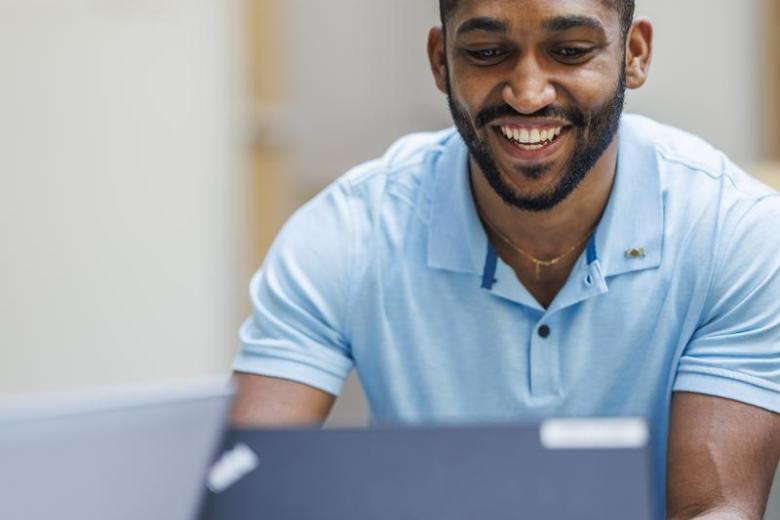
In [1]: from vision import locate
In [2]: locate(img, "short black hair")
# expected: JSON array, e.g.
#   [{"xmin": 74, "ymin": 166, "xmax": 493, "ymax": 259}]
[{"xmin": 439, "ymin": 0, "xmax": 636, "ymax": 37}]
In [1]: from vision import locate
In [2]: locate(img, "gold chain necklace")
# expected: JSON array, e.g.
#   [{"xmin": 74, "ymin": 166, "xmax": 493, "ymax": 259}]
[{"xmin": 479, "ymin": 211, "xmax": 594, "ymax": 280}]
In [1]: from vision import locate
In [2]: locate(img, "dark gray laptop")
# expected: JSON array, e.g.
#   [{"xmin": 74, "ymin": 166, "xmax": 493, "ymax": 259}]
[{"xmin": 199, "ymin": 418, "xmax": 656, "ymax": 520}]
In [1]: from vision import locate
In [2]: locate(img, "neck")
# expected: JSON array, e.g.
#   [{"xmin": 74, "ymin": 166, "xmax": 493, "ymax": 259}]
[{"xmin": 470, "ymin": 137, "xmax": 619, "ymax": 259}]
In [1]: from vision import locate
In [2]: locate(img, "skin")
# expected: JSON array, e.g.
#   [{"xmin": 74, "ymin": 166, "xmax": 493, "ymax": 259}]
[
  {"xmin": 231, "ymin": 372, "xmax": 335, "ymax": 427},
  {"xmin": 233, "ymin": 1, "xmax": 780, "ymax": 518},
  {"xmin": 667, "ymin": 393, "xmax": 780, "ymax": 520}
]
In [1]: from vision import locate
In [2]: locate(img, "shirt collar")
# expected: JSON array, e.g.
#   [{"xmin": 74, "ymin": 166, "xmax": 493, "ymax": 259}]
[
  {"xmin": 427, "ymin": 117, "xmax": 664, "ymax": 280},
  {"xmin": 592, "ymin": 117, "xmax": 664, "ymax": 277},
  {"xmin": 427, "ymin": 131, "xmax": 487, "ymax": 275}
]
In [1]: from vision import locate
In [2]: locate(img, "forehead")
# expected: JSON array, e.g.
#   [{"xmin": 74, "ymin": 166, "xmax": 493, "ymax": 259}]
[{"xmin": 448, "ymin": 0, "xmax": 619, "ymax": 35}]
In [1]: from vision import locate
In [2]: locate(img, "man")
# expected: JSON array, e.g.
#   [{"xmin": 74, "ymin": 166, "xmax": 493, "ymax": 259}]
[{"xmin": 231, "ymin": 0, "xmax": 780, "ymax": 518}]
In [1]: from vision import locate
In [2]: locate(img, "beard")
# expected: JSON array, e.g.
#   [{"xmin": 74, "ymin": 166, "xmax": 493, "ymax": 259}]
[{"xmin": 446, "ymin": 70, "xmax": 626, "ymax": 212}]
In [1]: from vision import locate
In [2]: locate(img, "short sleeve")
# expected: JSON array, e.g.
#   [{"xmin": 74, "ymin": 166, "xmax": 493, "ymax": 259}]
[
  {"xmin": 233, "ymin": 181, "xmax": 356, "ymax": 396},
  {"xmin": 674, "ymin": 196, "xmax": 780, "ymax": 413}
]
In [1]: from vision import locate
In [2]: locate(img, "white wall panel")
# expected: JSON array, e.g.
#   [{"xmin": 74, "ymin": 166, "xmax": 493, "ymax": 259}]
[{"xmin": 0, "ymin": 0, "xmax": 248, "ymax": 394}]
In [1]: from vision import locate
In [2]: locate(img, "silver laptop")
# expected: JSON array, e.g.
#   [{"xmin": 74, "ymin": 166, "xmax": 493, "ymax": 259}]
[
  {"xmin": 199, "ymin": 418, "xmax": 656, "ymax": 520},
  {"xmin": 0, "ymin": 377, "xmax": 234, "ymax": 520}
]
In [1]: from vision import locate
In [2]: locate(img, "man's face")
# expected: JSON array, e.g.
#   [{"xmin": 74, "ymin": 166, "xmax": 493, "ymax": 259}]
[{"xmin": 441, "ymin": 0, "xmax": 627, "ymax": 212}]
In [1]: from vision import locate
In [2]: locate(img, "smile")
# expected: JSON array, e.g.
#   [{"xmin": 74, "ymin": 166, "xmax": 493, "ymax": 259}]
[
  {"xmin": 489, "ymin": 121, "xmax": 572, "ymax": 162},
  {"xmin": 498, "ymin": 124, "xmax": 565, "ymax": 151}
]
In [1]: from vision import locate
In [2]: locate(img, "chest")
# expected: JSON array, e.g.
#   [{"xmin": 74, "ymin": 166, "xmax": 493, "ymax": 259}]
[{"xmin": 349, "ymin": 255, "xmax": 704, "ymax": 420}]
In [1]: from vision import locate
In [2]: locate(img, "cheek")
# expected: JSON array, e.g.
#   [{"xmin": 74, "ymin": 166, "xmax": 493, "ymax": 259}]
[
  {"xmin": 449, "ymin": 66, "xmax": 503, "ymax": 113},
  {"xmin": 556, "ymin": 63, "xmax": 622, "ymax": 112}
]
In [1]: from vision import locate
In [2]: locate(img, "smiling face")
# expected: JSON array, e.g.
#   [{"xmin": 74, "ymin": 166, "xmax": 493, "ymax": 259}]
[{"xmin": 432, "ymin": 0, "xmax": 630, "ymax": 212}]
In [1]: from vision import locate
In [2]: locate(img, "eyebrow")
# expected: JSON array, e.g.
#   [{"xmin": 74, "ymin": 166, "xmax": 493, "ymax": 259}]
[
  {"xmin": 455, "ymin": 17, "xmax": 508, "ymax": 37},
  {"xmin": 542, "ymin": 15, "xmax": 606, "ymax": 35},
  {"xmin": 455, "ymin": 14, "xmax": 607, "ymax": 39}
]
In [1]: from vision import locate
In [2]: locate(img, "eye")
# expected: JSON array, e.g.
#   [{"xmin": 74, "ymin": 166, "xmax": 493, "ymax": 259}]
[
  {"xmin": 552, "ymin": 47, "xmax": 594, "ymax": 62},
  {"xmin": 463, "ymin": 48, "xmax": 508, "ymax": 63}
]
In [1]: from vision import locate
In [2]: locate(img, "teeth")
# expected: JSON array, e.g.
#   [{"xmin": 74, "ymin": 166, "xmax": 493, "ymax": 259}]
[
  {"xmin": 500, "ymin": 125, "xmax": 564, "ymax": 147},
  {"xmin": 519, "ymin": 143, "xmax": 543, "ymax": 151},
  {"xmin": 519, "ymin": 128, "xmax": 530, "ymax": 143}
]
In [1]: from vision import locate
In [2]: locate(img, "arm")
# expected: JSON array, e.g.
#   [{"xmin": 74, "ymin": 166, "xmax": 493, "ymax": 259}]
[
  {"xmin": 667, "ymin": 392, "xmax": 780, "ymax": 520},
  {"xmin": 230, "ymin": 372, "xmax": 336, "ymax": 427},
  {"xmin": 232, "ymin": 182, "xmax": 357, "ymax": 420},
  {"xmin": 668, "ymin": 197, "xmax": 780, "ymax": 518}
]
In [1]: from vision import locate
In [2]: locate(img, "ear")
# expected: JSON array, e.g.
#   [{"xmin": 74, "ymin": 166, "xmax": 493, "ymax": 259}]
[
  {"xmin": 427, "ymin": 26, "xmax": 448, "ymax": 94},
  {"xmin": 624, "ymin": 17, "xmax": 653, "ymax": 90}
]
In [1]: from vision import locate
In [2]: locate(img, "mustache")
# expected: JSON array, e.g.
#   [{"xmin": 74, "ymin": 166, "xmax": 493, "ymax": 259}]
[{"xmin": 475, "ymin": 104, "xmax": 587, "ymax": 129}]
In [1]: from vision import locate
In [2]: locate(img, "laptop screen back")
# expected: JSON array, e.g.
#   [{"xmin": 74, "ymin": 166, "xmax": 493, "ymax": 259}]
[
  {"xmin": 0, "ymin": 378, "xmax": 234, "ymax": 520},
  {"xmin": 200, "ymin": 419, "xmax": 655, "ymax": 520}
]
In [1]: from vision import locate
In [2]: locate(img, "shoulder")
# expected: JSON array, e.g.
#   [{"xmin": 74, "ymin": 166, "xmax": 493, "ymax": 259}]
[
  {"xmin": 290, "ymin": 127, "xmax": 455, "ymax": 216},
  {"xmin": 336, "ymin": 127, "xmax": 457, "ymax": 199},
  {"xmin": 315, "ymin": 127, "xmax": 459, "ymax": 240},
  {"xmin": 622, "ymin": 114, "xmax": 779, "ymax": 243},
  {"xmin": 273, "ymin": 128, "xmax": 459, "ymax": 261},
  {"xmin": 622, "ymin": 114, "xmax": 777, "ymax": 202}
]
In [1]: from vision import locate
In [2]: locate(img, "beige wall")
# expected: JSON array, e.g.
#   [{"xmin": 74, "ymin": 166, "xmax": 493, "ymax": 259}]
[
  {"xmin": 245, "ymin": 0, "xmax": 297, "ymax": 281},
  {"xmin": 770, "ymin": 0, "xmax": 780, "ymax": 160}
]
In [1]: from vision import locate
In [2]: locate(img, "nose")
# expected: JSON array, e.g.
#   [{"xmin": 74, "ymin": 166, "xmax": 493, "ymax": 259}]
[{"xmin": 502, "ymin": 54, "xmax": 556, "ymax": 114}]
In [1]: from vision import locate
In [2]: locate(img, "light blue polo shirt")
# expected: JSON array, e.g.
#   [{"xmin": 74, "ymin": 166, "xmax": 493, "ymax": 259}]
[{"xmin": 235, "ymin": 114, "xmax": 780, "ymax": 515}]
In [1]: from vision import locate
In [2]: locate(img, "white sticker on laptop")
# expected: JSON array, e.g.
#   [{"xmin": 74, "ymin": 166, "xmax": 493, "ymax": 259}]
[
  {"xmin": 207, "ymin": 443, "xmax": 259, "ymax": 493},
  {"xmin": 540, "ymin": 418, "xmax": 648, "ymax": 450}
]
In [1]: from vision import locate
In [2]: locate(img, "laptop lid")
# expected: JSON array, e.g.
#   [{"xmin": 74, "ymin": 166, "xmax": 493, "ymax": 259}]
[
  {"xmin": 0, "ymin": 377, "xmax": 234, "ymax": 520},
  {"xmin": 199, "ymin": 418, "xmax": 655, "ymax": 520}
]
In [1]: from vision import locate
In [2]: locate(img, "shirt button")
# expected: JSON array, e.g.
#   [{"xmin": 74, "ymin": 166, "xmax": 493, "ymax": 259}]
[{"xmin": 538, "ymin": 325, "xmax": 551, "ymax": 338}]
